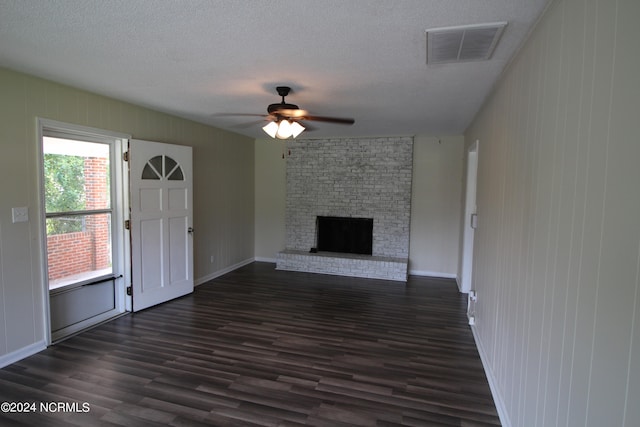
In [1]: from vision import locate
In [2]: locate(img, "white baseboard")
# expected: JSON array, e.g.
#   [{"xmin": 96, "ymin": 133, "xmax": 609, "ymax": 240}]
[
  {"xmin": 470, "ymin": 325, "xmax": 511, "ymax": 427},
  {"xmin": 195, "ymin": 257, "xmax": 255, "ymax": 286},
  {"xmin": 409, "ymin": 269, "xmax": 457, "ymax": 279},
  {"xmin": 254, "ymin": 257, "xmax": 277, "ymax": 263},
  {"xmin": 456, "ymin": 274, "xmax": 462, "ymax": 290},
  {"xmin": 0, "ymin": 340, "xmax": 47, "ymax": 369}
]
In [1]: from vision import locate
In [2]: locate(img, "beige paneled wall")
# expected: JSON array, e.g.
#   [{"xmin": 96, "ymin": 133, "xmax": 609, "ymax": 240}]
[
  {"xmin": 0, "ymin": 68, "xmax": 254, "ymax": 362},
  {"xmin": 465, "ymin": 0, "xmax": 640, "ymax": 425},
  {"xmin": 254, "ymin": 138, "xmax": 286, "ymax": 261},
  {"xmin": 409, "ymin": 135, "xmax": 464, "ymax": 276}
]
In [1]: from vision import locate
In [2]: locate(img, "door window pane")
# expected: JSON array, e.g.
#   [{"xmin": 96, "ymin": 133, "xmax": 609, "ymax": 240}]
[
  {"xmin": 168, "ymin": 167, "xmax": 184, "ymax": 181},
  {"xmin": 141, "ymin": 155, "xmax": 184, "ymax": 181},
  {"xmin": 142, "ymin": 163, "xmax": 161, "ymax": 180}
]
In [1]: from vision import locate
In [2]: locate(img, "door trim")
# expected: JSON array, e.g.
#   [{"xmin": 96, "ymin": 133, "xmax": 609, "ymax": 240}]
[{"xmin": 459, "ymin": 139, "xmax": 479, "ymax": 294}]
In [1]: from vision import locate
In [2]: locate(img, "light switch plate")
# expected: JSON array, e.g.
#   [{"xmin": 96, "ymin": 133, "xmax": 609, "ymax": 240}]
[{"xmin": 12, "ymin": 207, "xmax": 29, "ymax": 223}]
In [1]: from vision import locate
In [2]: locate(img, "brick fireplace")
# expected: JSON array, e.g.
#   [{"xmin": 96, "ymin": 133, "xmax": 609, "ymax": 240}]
[{"xmin": 276, "ymin": 136, "xmax": 413, "ymax": 281}]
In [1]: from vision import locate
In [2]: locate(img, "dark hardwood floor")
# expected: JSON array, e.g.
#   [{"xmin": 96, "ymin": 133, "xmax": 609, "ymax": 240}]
[{"xmin": 0, "ymin": 262, "xmax": 500, "ymax": 426}]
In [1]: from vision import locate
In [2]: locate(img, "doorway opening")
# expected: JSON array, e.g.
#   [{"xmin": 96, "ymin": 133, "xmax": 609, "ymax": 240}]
[
  {"xmin": 459, "ymin": 140, "xmax": 478, "ymax": 294},
  {"xmin": 39, "ymin": 119, "xmax": 130, "ymax": 343}
]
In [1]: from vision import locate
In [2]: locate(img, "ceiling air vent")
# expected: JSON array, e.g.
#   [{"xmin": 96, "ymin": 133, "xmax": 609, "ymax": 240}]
[{"xmin": 426, "ymin": 22, "xmax": 507, "ymax": 65}]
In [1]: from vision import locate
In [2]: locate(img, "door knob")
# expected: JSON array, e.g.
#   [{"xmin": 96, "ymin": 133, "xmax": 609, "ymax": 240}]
[{"xmin": 188, "ymin": 227, "xmax": 194, "ymax": 234}]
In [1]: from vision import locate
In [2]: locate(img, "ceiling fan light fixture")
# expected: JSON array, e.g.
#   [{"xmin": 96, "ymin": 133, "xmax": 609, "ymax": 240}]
[
  {"xmin": 276, "ymin": 120, "xmax": 293, "ymax": 139},
  {"xmin": 290, "ymin": 121, "xmax": 305, "ymax": 138},
  {"xmin": 263, "ymin": 119, "xmax": 305, "ymax": 139},
  {"xmin": 262, "ymin": 121, "xmax": 279, "ymax": 138}
]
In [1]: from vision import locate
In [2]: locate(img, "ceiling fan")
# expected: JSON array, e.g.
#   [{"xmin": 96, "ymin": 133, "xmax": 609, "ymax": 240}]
[{"xmin": 252, "ymin": 86, "xmax": 355, "ymax": 139}]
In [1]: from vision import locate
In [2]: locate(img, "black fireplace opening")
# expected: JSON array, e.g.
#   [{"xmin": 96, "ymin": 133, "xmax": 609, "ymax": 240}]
[{"xmin": 316, "ymin": 216, "xmax": 373, "ymax": 255}]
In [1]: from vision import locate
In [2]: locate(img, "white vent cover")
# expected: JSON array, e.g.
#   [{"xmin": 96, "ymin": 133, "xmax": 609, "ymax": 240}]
[{"xmin": 426, "ymin": 22, "xmax": 507, "ymax": 64}]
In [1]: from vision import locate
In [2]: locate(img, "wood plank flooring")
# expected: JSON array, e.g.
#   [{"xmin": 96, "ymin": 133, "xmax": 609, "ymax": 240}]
[{"xmin": 0, "ymin": 262, "xmax": 500, "ymax": 426}]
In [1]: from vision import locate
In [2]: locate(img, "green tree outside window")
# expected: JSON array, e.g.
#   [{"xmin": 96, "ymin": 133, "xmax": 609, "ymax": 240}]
[{"xmin": 44, "ymin": 154, "xmax": 85, "ymax": 234}]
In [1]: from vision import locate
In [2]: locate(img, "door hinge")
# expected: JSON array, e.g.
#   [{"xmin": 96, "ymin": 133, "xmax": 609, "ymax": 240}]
[
  {"xmin": 124, "ymin": 219, "xmax": 131, "ymax": 230},
  {"xmin": 123, "ymin": 151, "xmax": 129, "ymax": 162},
  {"xmin": 126, "ymin": 286, "xmax": 132, "ymax": 296}
]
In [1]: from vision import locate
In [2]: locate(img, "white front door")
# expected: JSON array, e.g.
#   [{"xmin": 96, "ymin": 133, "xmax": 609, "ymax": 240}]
[{"xmin": 129, "ymin": 139, "xmax": 193, "ymax": 311}]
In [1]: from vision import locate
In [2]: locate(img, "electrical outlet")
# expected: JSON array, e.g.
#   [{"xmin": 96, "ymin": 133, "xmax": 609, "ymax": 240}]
[{"xmin": 210, "ymin": 255, "xmax": 214, "ymax": 264}]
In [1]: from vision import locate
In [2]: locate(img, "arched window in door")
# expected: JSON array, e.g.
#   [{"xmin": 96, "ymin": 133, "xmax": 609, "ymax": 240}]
[{"xmin": 141, "ymin": 155, "xmax": 184, "ymax": 181}]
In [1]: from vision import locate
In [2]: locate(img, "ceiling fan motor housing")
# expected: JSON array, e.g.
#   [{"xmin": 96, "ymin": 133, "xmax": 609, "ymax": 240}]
[
  {"xmin": 269, "ymin": 86, "xmax": 299, "ymax": 116},
  {"xmin": 268, "ymin": 103, "xmax": 300, "ymax": 115}
]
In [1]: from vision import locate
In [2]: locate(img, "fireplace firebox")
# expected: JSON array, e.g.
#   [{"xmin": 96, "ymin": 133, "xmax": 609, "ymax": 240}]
[{"xmin": 315, "ymin": 216, "xmax": 373, "ymax": 255}]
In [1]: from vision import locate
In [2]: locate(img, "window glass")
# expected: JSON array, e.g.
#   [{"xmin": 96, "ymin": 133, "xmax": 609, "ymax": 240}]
[
  {"xmin": 141, "ymin": 155, "xmax": 184, "ymax": 181},
  {"xmin": 43, "ymin": 137, "xmax": 111, "ymax": 212},
  {"xmin": 142, "ymin": 163, "xmax": 161, "ymax": 180},
  {"xmin": 43, "ymin": 137, "xmax": 113, "ymax": 289}
]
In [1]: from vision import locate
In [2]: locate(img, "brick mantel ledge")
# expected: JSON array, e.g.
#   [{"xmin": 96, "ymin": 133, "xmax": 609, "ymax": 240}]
[{"xmin": 276, "ymin": 249, "xmax": 408, "ymax": 282}]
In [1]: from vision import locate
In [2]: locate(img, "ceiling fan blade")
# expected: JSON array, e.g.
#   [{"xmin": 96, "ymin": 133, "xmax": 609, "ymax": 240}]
[
  {"xmin": 298, "ymin": 121, "xmax": 317, "ymax": 132},
  {"xmin": 212, "ymin": 113, "xmax": 268, "ymax": 118},
  {"xmin": 275, "ymin": 108, "xmax": 354, "ymax": 125},
  {"xmin": 276, "ymin": 108, "xmax": 309, "ymax": 118},
  {"xmin": 302, "ymin": 115, "xmax": 355, "ymax": 125},
  {"xmin": 259, "ymin": 87, "xmax": 356, "ymax": 128}
]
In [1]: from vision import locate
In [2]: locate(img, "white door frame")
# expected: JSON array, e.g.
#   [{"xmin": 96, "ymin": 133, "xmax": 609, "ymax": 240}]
[
  {"xmin": 459, "ymin": 139, "xmax": 478, "ymax": 294},
  {"xmin": 37, "ymin": 118, "xmax": 131, "ymax": 344}
]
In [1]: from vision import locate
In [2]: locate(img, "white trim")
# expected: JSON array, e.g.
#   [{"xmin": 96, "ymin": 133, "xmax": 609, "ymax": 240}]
[
  {"xmin": 425, "ymin": 21, "xmax": 508, "ymax": 34},
  {"xmin": 254, "ymin": 257, "xmax": 277, "ymax": 263},
  {"xmin": 470, "ymin": 325, "xmax": 511, "ymax": 427},
  {"xmin": 38, "ymin": 118, "xmax": 131, "ymax": 140},
  {"xmin": 194, "ymin": 258, "xmax": 255, "ymax": 286},
  {"xmin": 36, "ymin": 119, "xmax": 51, "ymax": 344},
  {"xmin": 459, "ymin": 140, "xmax": 479, "ymax": 293},
  {"xmin": 50, "ymin": 309, "xmax": 125, "ymax": 343},
  {"xmin": 0, "ymin": 341, "xmax": 47, "ymax": 369},
  {"xmin": 409, "ymin": 269, "xmax": 457, "ymax": 279},
  {"xmin": 120, "ymin": 139, "xmax": 132, "ymax": 312}
]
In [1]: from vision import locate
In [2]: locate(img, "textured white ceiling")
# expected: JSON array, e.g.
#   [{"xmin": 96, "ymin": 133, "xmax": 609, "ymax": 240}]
[{"xmin": 0, "ymin": 0, "xmax": 549, "ymax": 139}]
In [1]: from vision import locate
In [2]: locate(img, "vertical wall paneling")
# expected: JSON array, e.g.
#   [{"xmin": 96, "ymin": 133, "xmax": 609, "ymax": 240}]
[
  {"xmin": 617, "ymin": 0, "xmax": 640, "ymax": 423},
  {"xmin": 410, "ymin": 136, "xmax": 464, "ymax": 276},
  {"xmin": 465, "ymin": 0, "xmax": 640, "ymax": 425},
  {"xmin": 254, "ymin": 139, "xmax": 286, "ymax": 262}
]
